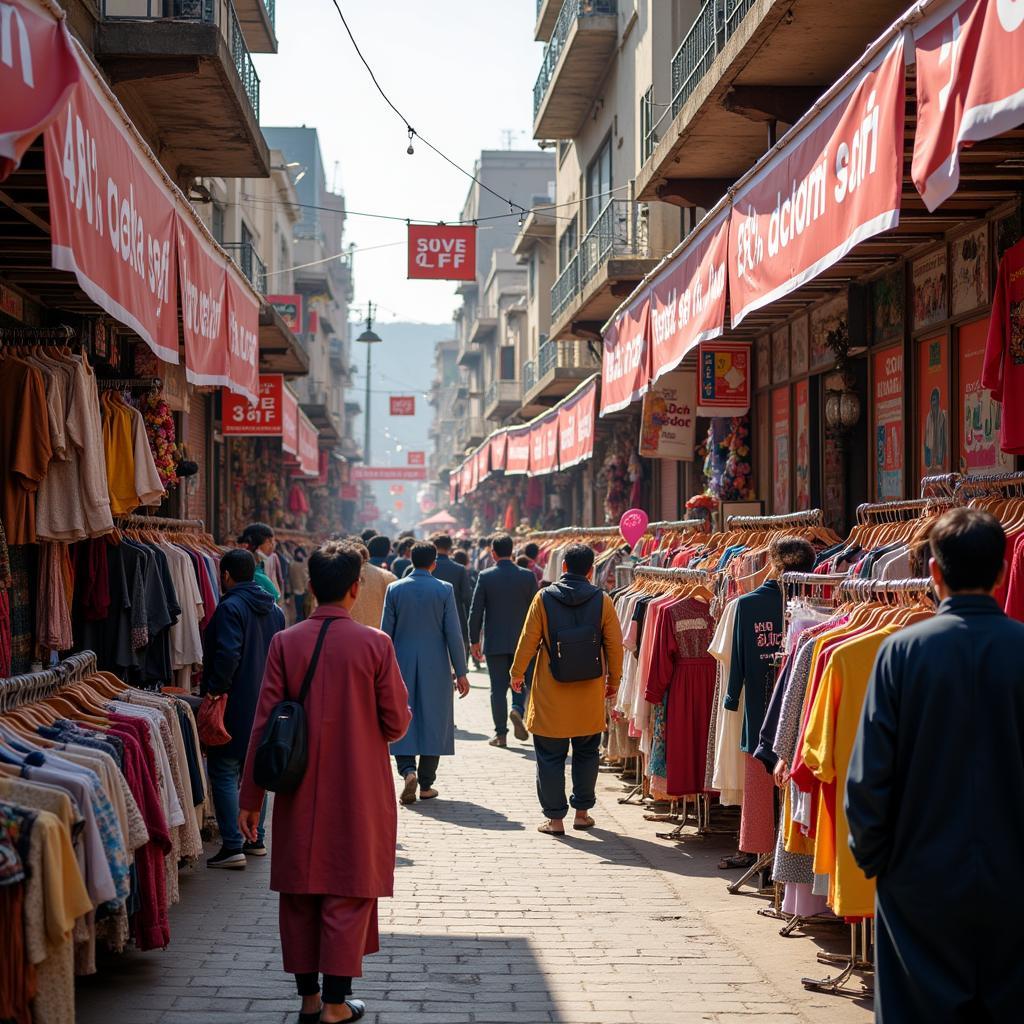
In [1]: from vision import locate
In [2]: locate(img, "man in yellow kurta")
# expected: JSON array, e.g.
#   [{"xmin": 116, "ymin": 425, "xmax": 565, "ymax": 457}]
[{"xmin": 511, "ymin": 544, "xmax": 623, "ymax": 836}]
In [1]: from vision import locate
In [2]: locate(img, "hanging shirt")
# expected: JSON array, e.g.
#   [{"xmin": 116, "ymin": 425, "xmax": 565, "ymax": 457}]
[{"xmin": 984, "ymin": 237, "xmax": 1024, "ymax": 453}]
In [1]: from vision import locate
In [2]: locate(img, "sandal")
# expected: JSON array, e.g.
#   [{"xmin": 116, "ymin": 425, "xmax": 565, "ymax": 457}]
[
  {"xmin": 537, "ymin": 822, "xmax": 565, "ymax": 836},
  {"xmin": 400, "ymin": 773, "xmax": 418, "ymax": 805},
  {"xmin": 572, "ymin": 814, "xmax": 596, "ymax": 830},
  {"xmin": 718, "ymin": 852, "xmax": 756, "ymax": 870},
  {"xmin": 419, "ymin": 788, "xmax": 439, "ymax": 800}
]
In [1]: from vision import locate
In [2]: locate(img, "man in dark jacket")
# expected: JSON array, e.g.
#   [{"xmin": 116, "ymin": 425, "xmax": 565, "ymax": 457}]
[
  {"xmin": 201, "ymin": 548, "xmax": 285, "ymax": 868},
  {"xmin": 846, "ymin": 508, "xmax": 1024, "ymax": 1023},
  {"xmin": 430, "ymin": 533, "xmax": 471, "ymax": 657},
  {"xmin": 469, "ymin": 534, "xmax": 538, "ymax": 747}
]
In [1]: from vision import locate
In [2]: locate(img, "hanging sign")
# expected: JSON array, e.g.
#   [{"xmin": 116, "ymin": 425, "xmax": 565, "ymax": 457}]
[
  {"xmin": 297, "ymin": 411, "xmax": 319, "ymax": 477},
  {"xmin": 696, "ymin": 342, "xmax": 751, "ymax": 416},
  {"xmin": 407, "ymin": 450, "xmax": 425, "ymax": 466},
  {"xmin": 266, "ymin": 294, "xmax": 302, "ymax": 333},
  {"xmin": 476, "ymin": 444, "xmax": 490, "ymax": 482},
  {"xmin": 281, "ymin": 385, "xmax": 298, "ymax": 455},
  {"xmin": 222, "ymin": 374, "xmax": 284, "ymax": 436},
  {"xmin": 389, "ymin": 395, "xmax": 416, "ymax": 416},
  {"xmin": 351, "ymin": 466, "xmax": 428, "ymax": 481},
  {"xmin": 0, "ymin": 0, "xmax": 80, "ymax": 180},
  {"xmin": 449, "ymin": 474, "xmax": 459, "ymax": 504},
  {"xmin": 460, "ymin": 459, "xmax": 475, "ymax": 496},
  {"xmin": 728, "ymin": 34, "xmax": 906, "ymax": 327},
  {"xmin": 489, "ymin": 429, "xmax": 508, "ymax": 472},
  {"xmin": 872, "ymin": 347, "xmax": 905, "ymax": 499},
  {"xmin": 389, "ymin": 484, "xmax": 405, "ymax": 495},
  {"xmin": 177, "ymin": 211, "xmax": 228, "ymax": 389},
  {"xmin": 529, "ymin": 412, "xmax": 560, "ymax": 476},
  {"xmin": 225, "ymin": 267, "xmax": 260, "ymax": 405},
  {"xmin": 601, "ymin": 295, "xmax": 651, "ymax": 416},
  {"xmin": 407, "ymin": 224, "xmax": 476, "ymax": 281},
  {"xmin": 639, "ymin": 370, "xmax": 697, "ymax": 460},
  {"xmin": 649, "ymin": 210, "xmax": 729, "ymax": 384},
  {"xmin": 913, "ymin": 0, "xmax": 1024, "ymax": 211},
  {"xmin": 504, "ymin": 424, "xmax": 532, "ymax": 476},
  {"xmin": 557, "ymin": 376, "xmax": 598, "ymax": 470}
]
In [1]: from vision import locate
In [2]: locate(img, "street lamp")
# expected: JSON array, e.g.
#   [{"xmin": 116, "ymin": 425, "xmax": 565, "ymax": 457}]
[{"xmin": 355, "ymin": 302, "xmax": 382, "ymax": 464}]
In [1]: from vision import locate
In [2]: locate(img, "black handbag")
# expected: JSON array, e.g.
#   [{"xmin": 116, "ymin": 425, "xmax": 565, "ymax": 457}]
[
  {"xmin": 540, "ymin": 589, "xmax": 604, "ymax": 683},
  {"xmin": 252, "ymin": 617, "xmax": 335, "ymax": 794}
]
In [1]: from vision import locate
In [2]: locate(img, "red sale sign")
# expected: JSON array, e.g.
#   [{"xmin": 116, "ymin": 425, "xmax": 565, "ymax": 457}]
[
  {"xmin": 281, "ymin": 384, "xmax": 298, "ymax": 455},
  {"xmin": 728, "ymin": 34, "xmax": 905, "ymax": 328},
  {"xmin": 222, "ymin": 375, "xmax": 283, "ymax": 436},
  {"xmin": 389, "ymin": 395, "xmax": 416, "ymax": 416},
  {"xmin": 407, "ymin": 451, "xmax": 425, "ymax": 466},
  {"xmin": 504, "ymin": 425, "xmax": 531, "ymax": 476},
  {"xmin": 557, "ymin": 376, "xmax": 598, "ymax": 470},
  {"xmin": 297, "ymin": 411, "xmax": 319, "ymax": 476},
  {"xmin": 177, "ymin": 212, "xmax": 227, "ymax": 389},
  {"xmin": 0, "ymin": 0, "xmax": 80, "ymax": 180},
  {"xmin": 351, "ymin": 466, "xmax": 427, "ymax": 482},
  {"xmin": 913, "ymin": 0, "xmax": 1024, "ymax": 210},
  {"xmin": 489, "ymin": 429, "xmax": 507, "ymax": 472},
  {"xmin": 226, "ymin": 265, "xmax": 260, "ymax": 406},
  {"xmin": 408, "ymin": 224, "xmax": 476, "ymax": 281},
  {"xmin": 601, "ymin": 296, "xmax": 650, "ymax": 416},
  {"xmin": 529, "ymin": 412, "xmax": 560, "ymax": 477}
]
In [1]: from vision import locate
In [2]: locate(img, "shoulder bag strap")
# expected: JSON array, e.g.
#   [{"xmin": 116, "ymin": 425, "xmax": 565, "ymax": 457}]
[{"xmin": 297, "ymin": 618, "xmax": 336, "ymax": 705}]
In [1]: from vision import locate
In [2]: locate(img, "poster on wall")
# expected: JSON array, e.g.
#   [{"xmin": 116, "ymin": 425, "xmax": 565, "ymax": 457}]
[
  {"xmin": 755, "ymin": 335, "xmax": 770, "ymax": 389},
  {"xmin": 872, "ymin": 268, "xmax": 905, "ymax": 346},
  {"xmin": 639, "ymin": 371, "xmax": 697, "ymax": 460},
  {"xmin": 790, "ymin": 316, "xmax": 809, "ymax": 377},
  {"xmin": 918, "ymin": 334, "xmax": 950, "ymax": 475},
  {"xmin": 771, "ymin": 386, "xmax": 791, "ymax": 514},
  {"xmin": 912, "ymin": 250, "xmax": 948, "ymax": 330},
  {"xmin": 872, "ymin": 347, "xmax": 904, "ymax": 500},
  {"xmin": 794, "ymin": 378, "xmax": 811, "ymax": 510},
  {"xmin": 951, "ymin": 225, "xmax": 989, "ymax": 317},
  {"xmin": 697, "ymin": 342, "xmax": 750, "ymax": 416},
  {"xmin": 810, "ymin": 295, "xmax": 846, "ymax": 372},
  {"xmin": 267, "ymin": 294, "xmax": 302, "ymax": 333},
  {"xmin": 959, "ymin": 317, "xmax": 1013, "ymax": 476},
  {"xmin": 771, "ymin": 325, "xmax": 790, "ymax": 384}
]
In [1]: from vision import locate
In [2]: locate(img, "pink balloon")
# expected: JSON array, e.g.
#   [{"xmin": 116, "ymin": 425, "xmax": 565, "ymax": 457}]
[{"xmin": 619, "ymin": 508, "xmax": 649, "ymax": 549}]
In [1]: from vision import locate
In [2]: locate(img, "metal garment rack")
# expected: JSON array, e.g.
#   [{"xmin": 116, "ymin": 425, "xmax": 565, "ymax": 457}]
[
  {"xmin": 854, "ymin": 496, "xmax": 952, "ymax": 523},
  {"xmin": 0, "ymin": 324, "xmax": 76, "ymax": 343},
  {"xmin": 956, "ymin": 470, "xmax": 1024, "ymax": 500},
  {"xmin": 835, "ymin": 577, "xmax": 934, "ymax": 603},
  {"xmin": 97, "ymin": 377, "xmax": 162, "ymax": 391},
  {"xmin": 920, "ymin": 473, "xmax": 962, "ymax": 499},
  {"xmin": 115, "ymin": 513, "xmax": 205, "ymax": 531},
  {"xmin": 0, "ymin": 650, "xmax": 98, "ymax": 709},
  {"xmin": 632, "ymin": 565, "xmax": 712, "ymax": 583},
  {"xmin": 725, "ymin": 509, "xmax": 825, "ymax": 530}
]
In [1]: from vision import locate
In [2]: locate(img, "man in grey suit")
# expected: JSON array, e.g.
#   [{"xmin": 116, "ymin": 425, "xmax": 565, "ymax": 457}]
[
  {"xmin": 469, "ymin": 534, "xmax": 538, "ymax": 748},
  {"xmin": 430, "ymin": 533, "xmax": 472, "ymax": 658},
  {"xmin": 382, "ymin": 542, "xmax": 470, "ymax": 805}
]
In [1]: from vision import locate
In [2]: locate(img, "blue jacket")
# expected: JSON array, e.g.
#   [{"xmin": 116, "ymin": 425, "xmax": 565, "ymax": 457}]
[
  {"xmin": 381, "ymin": 569, "xmax": 467, "ymax": 756},
  {"xmin": 201, "ymin": 581, "xmax": 285, "ymax": 760},
  {"xmin": 468, "ymin": 559, "xmax": 538, "ymax": 655}
]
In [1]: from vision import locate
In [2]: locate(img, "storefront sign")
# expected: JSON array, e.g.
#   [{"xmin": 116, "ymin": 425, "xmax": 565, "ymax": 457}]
[
  {"xmin": 0, "ymin": 282, "xmax": 23, "ymax": 321},
  {"xmin": 297, "ymin": 411, "xmax": 319, "ymax": 477},
  {"xmin": 601, "ymin": 296, "xmax": 650, "ymax": 416},
  {"xmin": 46, "ymin": 52, "xmax": 180, "ymax": 363},
  {"xmin": 557, "ymin": 376, "xmax": 597, "ymax": 470},
  {"xmin": 913, "ymin": 0, "xmax": 1024, "ymax": 210},
  {"xmin": 648, "ymin": 210, "xmax": 729, "ymax": 383},
  {"xmin": 407, "ymin": 451, "xmax": 425, "ymax": 466},
  {"xmin": 772, "ymin": 386, "xmax": 791, "ymax": 514},
  {"xmin": 177, "ymin": 212, "xmax": 227, "ymax": 389},
  {"xmin": 489, "ymin": 429, "xmax": 508, "ymax": 472},
  {"xmin": 266, "ymin": 294, "xmax": 302, "ymax": 333},
  {"xmin": 529, "ymin": 413, "xmax": 560, "ymax": 477},
  {"xmin": 872, "ymin": 347, "xmax": 905, "ymax": 499},
  {"xmin": 476, "ymin": 444, "xmax": 490, "ymax": 482},
  {"xmin": 161, "ymin": 361, "xmax": 189, "ymax": 413},
  {"xmin": 0, "ymin": 0, "xmax": 80, "ymax": 180},
  {"xmin": 696, "ymin": 342, "xmax": 751, "ymax": 416},
  {"xmin": 639, "ymin": 370, "xmax": 697, "ymax": 460},
  {"xmin": 222, "ymin": 374, "xmax": 283, "ymax": 436},
  {"xmin": 460, "ymin": 458, "xmax": 475, "ymax": 496},
  {"xmin": 281, "ymin": 384, "xmax": 298, "ymax": 455},
  {"xmin": 504, "ymin": 425, "xmax": 532, "ymax": 476},
  {"xmin": 389, "ymin": 395, "xmax": 415, "ymax": 416},
  {"xmin": 794, "ymin": 378, "xmax": 812, "ymax": 510},
  {"xmin": 225, "ymin": 268, "xmax": 260, "ymax": 405},
  {"xmin": 728, "ymin": 34, "xmax": 906, "ymax": 327},
  {"xmin": 407, "ymin": 224, "xmax": 476, "ymax": 281},
  {"xmin": 351, "ymin": 466, "xmax": 428, "ymax": 481},
  {"xmin": 918, "ymin": 334, "xmax": 950, "ymax": 474},
  {"xmin": 959, "ymin": 315, "xmax": 1013, "ymax": 474}
]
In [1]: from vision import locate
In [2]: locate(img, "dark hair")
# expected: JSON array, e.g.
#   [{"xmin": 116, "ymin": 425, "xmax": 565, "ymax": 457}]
[
  {"xmin": 237, "ymin": 522, "xmax": 274, "ymax": 550},
  {"xmin": 360, "ymin": 528, "xmax": 377, "ymax": 543},
  {"xmin": 221, "ymin": 548, "xmax": 256, "ymax": 583},
  {"xmin": 524, "ymin": 542, "xmax": 539, "ymax": 559},
  {"xmin": 563, "ymin": 543, "xmax": 595, "ymax": 576},
  {"xmin": 398, "ymin": 538, "xmax": 414, "ymax": 555},
  {"xmin": 293, "ymin": 546, "xmax": 307, "ymax": 560},
  {"xmin": 352, "ymin": 543, "xmax": 370, "ymax": 563},
  {"xmin": 768, "ymin": 536, "xmax": 816, "ymax": 575},
  {"xmin": 452, "ymin": 550, "xmax": 469, "ymax": 566},
  {"xmin": 367, "ymin": 535, "xmax": 390, "ymax": 558},
  {"xmin": 478, "ymin": 538, "xmax": 489, "ymax": 548},
  {"xmin": 516, "ymin": 555, "xmax": 531, "ymax": 568},
  {"xmin": 929, "ymin": 508, "xmax": 1006, "ymax": 592},
  {"xmin": 432, "ymin": 533, "xmax": 453, "ymax": 553},
  {"xmin": 491, "ymin": 534, "xmax": 514, "ymax": 558},
  {"xmin": 308, "ymin": 542, "xmax": 363, "ymax": 603},
  {"xmin": 411, "ymin": 542, "xmax": 437, "ymax": 570}
]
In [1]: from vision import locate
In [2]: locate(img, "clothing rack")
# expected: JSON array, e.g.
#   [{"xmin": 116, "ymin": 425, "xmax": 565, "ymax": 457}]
[
  {"xmin": 955, "ymin": 471, "xmax": 1024, "ymax": 500},
  {"xmin": 0, "ymin": 324, "xmax": 76, "ymax": 342},
  {"xmin": 854, "ymin": 497, "xmax": 951, "ymax": 524},
  {"xmin": 0, "ymin": 650, "xmax": 98, "ymax": 710},
  {"xmin": 725, "ymin": 509, "xmax": 824, "ymax": 530},
  {"xmin": 920, "ymin": 473, "xmax": 962, "ymax": 499},
  {"xmin": 98, "ymin": 376, "xmax": 162, "ymax": 391},
  {"xmin": 782, "ymin": 571, "xmax": 849, "ymax": 603},
  {"xmin": 632, "ymin": 565, "xmax": 712, "ymax": 583},
  {"xmin": 835, "ymin": 577, "xmax": 934, "ymax": 603},
  {"xmin": 115, "ymin": 513, "xmax": 205, "ymax": 531}
]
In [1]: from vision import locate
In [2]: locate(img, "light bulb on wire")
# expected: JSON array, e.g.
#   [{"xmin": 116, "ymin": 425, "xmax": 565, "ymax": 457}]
[{"xmin": 406, "ymin": 127, "xmax": 415, "ymax": 156}]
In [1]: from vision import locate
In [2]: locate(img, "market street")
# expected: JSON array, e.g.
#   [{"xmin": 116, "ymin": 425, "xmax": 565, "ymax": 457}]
[{"xmin": 77, "ymin": 671, "xmax": 872, "ymax": 1024}]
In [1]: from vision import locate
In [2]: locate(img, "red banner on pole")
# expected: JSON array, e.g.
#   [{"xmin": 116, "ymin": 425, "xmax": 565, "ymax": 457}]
[
  {"xmin": 728, "ymin": 34, "xmax": 905, "ymax": 328},
  {"xmin": 407, "ymin": 224, "xmax": 476, "ymax": 281},
  {"xmin": 601, "ymin": 296, "xmax": 650, "ymax": 416},
  {"xmin": 913, "ymin": 0, "xmax": 1024, "ymax": 211},
  {"xmin": 222, "ymin": 374, "xmax": 284, "ymax": 435},
  {"xmin": 529, "ymin": 413, "xmax": 560, "ymax": 477},
  {"xmin": 489, "ymin": 429, "xmax": 508, "ymax": 472},
  {"xmin": 177, "ymin": 211, "xmax": 227, "ymax": 389},
  {"xmin": 281, "ymin": 385, "xmax": 298, "ymax": 455},
  {"xmin": 297, "ymin": 411, "xmax": 319, "ymax": 477},
  {"xmin": 225, "ymin": 265, "xmax": 260, "ymax": 405},
  {"xmin": 504, "ymin": 425, "xmax": 531, "ymax": 476},
  {"xmin": 476, "ymin": 445, "xmax": 490, "ymax": 483},
  {"xmin": 351, "ymin": 466, "xmax": 428, "ymax": 481},
  {"xmin": 389, "ymin": 395, "xmax": 416, "ymax": 416},
  {"xmin": 0, "ymin": 0, "xmax": 80, "ymax": 180},
  {"xmin": 557, "ymin": 377, "xmax": 598, "ymax": 470}
]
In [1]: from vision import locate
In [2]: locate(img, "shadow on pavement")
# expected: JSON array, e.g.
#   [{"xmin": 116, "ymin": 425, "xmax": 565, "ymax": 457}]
[
  {"xmin": 454, "ymin": 727, "xmax": 490, "ymax": 742},
  {"xmin": 407, "ymin": 798, "xmax": 525, "ymax": 831}
]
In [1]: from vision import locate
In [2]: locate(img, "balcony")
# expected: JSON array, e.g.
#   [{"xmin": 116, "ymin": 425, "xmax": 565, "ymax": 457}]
[
  {"xmin": 484, "ymin": 379, "xmax": 522, "ymax": 420},
  {"xmin": 234, "ymin": 0, "xmax": 277, "ymax": 53},
  {"xmin": 222, "ymin": 241, "xmax": 266, "ymax": 294},
  {"xmin": 550, "ymin": 199, "xmax": 657, "ymax": 339},
  {"xmin": 469, "ymin": 315, "xmax": 498, "ymax": 345},
  {"xmin": 96, "ymin": 0, "xmax": 269, "ymax": 180},
  {"xmin": 533, "ymin": 0, "xmax": 618, "ymax": 140},
  {"xmin": 636, "ymin": 0, "xmax": 900, "ymax": 204},
  {"xmin": 522, "ymin": 359, "xmax": 537, "ymax": 397},
  {"xmin": 535, "ymin": 0, "xmax": 563, "ymax": 41},
  {"xmin": 521, "ymin": 339, "xmax": 599, "ymax": 412}
]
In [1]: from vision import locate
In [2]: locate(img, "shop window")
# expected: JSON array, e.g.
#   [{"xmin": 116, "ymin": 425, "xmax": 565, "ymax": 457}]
[
  {"xmin": 500, "ymin": 346, "xmax": 515, "ymax": 380},
  {"xmin": 585, "ymin": 135, "xmax": 613, "ymax": 229},
  {"xmin": 211, "ymin": 202, "xmax": 225, "ymax": 244}
]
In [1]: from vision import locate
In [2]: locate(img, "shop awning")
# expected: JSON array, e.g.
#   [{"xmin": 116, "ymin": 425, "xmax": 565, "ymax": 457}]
[
  {"xmin": 300, "ymin": 402, "xmax": 341, "ymax": 446},
  {"xmin": 489, "ymin": 429, "xmax": 508, "ymax": 472},
  {"xmin": 296, "ymin": 409, "xmax": 320, "ymax": 477},
  {"xmin": 475, "ymin": 444, "xmax": 490, "ymax": 484},
  {"xmin": 557, "ymin": 375, "xmax": 598, "ymax": 470},
  {"xmin": 529, "ymin": 411, "xmax": 560, "ymax": 477},
  {"xmin": 504, "ymin": 425, "xmax": 532, "ymax": 477},
  {"xmin": 259, "ymin": 303, "xmax": 310, "ymax": 376}
]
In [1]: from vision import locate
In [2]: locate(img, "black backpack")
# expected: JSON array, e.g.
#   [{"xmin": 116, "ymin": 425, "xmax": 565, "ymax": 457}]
[
  {"xmin": 253, "ymin": 617, "xmax": 335, "ymax": 794},
  {"xmin": 541, "ymin": 588, "xmax": 604, "ymax": 683}
]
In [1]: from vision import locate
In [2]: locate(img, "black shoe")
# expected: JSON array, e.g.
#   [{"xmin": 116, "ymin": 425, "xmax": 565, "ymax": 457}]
[
  {"xmin": 344, "ymin": 1000, "xmax": 366, "ymax": 1021},
  {"xmin": 243, "ymin": 840, "xmax": 267, "ymax": 857},
  {"xmin": 207, "ymin": 846, "xmax": 246, "ymax": 869},
  {"xmin": 509, "ymin": 708, "xmax": 529, "ymax": 742}
]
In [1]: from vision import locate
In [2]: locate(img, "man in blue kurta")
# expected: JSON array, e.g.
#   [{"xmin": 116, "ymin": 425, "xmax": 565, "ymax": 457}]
[{"xmin": 381, "ymin": 541, "xmax": 469, "ymax": 805}]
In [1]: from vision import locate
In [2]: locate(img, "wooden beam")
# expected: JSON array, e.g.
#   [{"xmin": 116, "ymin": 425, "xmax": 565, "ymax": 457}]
[
  {"xmin": 724, "ymin": 86, "xmax": 823, "ymax": 125},
  {"xmin": 0, "ymin": 190, "xmax": 49, "ymax": 234},
  {"xmin": 101, "ymin": 56, "xmax": 201, "ymax": 85},
  {"xmin": 655, "ymin": 178, "xmax": 732, "ymax": 208}
]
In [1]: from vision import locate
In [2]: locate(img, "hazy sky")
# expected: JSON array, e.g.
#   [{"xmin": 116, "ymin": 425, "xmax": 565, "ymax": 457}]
[{"xmin": 254, "ymin": 1, "xmax": 541, "ymax": 329}]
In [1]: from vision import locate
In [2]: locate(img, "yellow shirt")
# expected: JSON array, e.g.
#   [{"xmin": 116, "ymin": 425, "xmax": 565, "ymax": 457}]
[
  {"xmin": 102, "ymin": 399, "xmax": 138, "ymax": 515},
  {"xmin": 511, "ymin": 589, "xmax": 624, "ymax": 739}
]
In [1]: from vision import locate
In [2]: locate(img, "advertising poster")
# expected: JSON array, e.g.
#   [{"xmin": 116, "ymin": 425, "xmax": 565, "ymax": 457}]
[
  {"xmin": 918, "ymin": 334, "xmax": 949, "ymax": 475},
  {"xmin": 912, "ymin": 249, "xmax": 948, "ymax": 330},
  {"xmin": 790, "ymin": 316, "xmax": 809, "ymax": 377},
  {"xmin": 696, "ymin": 342, "xmax": 750, "ymax": 416},
  {"xmin": 872, "ymin": 268, "xmax": 905, "ymax": 345},
  {"xmin": 771, "ymin": 386, "xmax": 791, "ymax": 514},
  {"xmin": 771, "ymin": 325, "xmax": 790, "ymax": 384},
  {"xmin": 794, "ymin": 378, "xmax": 811, "ymax": 510},
  {"xmin": 639, "ymin": 371, "xmax": 697, "ymax": 460},
  {"xmin": 951, "ymin": 224, "xmax": 989, "ymax": 316},
  {"xmin": 810, "ymin": 295, "xmax": 846, "ymax": 371},
  {"xmin": 873, "ymin": 346, "xmax": 904, "ymax": 499},
  {"xmin": 959, "ymin": 316, "xmax": 1012, "ymax": 476}
]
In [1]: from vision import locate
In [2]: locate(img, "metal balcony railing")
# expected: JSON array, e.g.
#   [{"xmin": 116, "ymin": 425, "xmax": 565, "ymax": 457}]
[
  {"xmin": 551, "ymin": 251, "xmax": 580, "ymax": 322},
  {"xmin": 485, "ymin": 380, "xmax": 520, "ymax": 413},
  {"xmin": 533, "ymin": 0, "xmax": 617, "ymax": 119},
  {"xmin": 539, "ymin": 338, "xmax": 600, "ymax": 379},
  {"xmin": 101, "ymin": 0, "xmax": 260, "ymax": 120},
  {"xmin": 222, "ymin": 241, "xmax": 267, "ymax": 293},
  {"xmin": 671, "ymin": 0, "xmax": 755, "ymax": 117},
  {"xmin": 264, "ymin": 0, "xmax": 275, "ymax": 29},
  {"xmin": 522, "ymin": 359, "xmax": 537, "ymax": 395},
  {"xmin": 579, "ymin": 199, "xmax": 640, "ymax": 288}
]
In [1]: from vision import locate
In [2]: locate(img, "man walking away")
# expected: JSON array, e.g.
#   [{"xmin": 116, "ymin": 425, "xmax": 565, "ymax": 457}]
[
  {"xmin": 430, "ymin": 533, "xmax": 472, "ymax": 658},
  {"xmin": 367, "ymin": 535, "xmax": 391, "ymax": 570},
  {"xmin": 846, "ymin": 508, "xmax": 1024, "ymax": 1024},
  {"xmin": 201, "ymin": 549, "xmax": 285, "ymax": 867},
  {"xmin": 382, "ymin": 542, "xmax": 470, "ymax": 805},
  {"xmin": 511, "ymin": 544, "xmax": 623, "ymax": 836},
  {"xmin": 240, "ymin": 542, "xmax": 412, "ymax": 1023},
  {"xmin": 349, "ymin": 543, "xmax": 396, "ymax": 629},
  {"xmin": 469, "ymin": 534, "xmax": 537, "ymax": 747},
  {"xmin": 522, "ymin": 542, "xmax": 545, "ymax": 585},
  {"xmin": 391, "ymin": 538, "xmax": 414, "ymax": 580}
]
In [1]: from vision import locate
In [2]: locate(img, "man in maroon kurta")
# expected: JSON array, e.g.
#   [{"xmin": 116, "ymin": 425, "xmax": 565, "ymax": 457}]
[{"xmin": 240, "ymin": 542, "xmax": 412, "ymax": 1024}]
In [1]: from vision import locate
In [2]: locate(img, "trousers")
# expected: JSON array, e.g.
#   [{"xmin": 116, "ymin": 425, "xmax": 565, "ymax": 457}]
[
  {"xmin": 279, "ymin": 894, "xmax": 379, "ymax": 977},
  {"xmin": 295, "ymin": 972, "xmax": 352, "ymax": 1003},
  {"xmin": 207, "ymin": 752, "xmax": 267, "ymax": 849},
  {"xmin": 533, "ymin": 733, "xmax": 602, "ymax": 820},
  {"xmin": 485, "ymin": 653, "xmax": 527, "ymax": 735},
  {"xmin": 395, "ymin": 755, "xmax": 440, "ymax": 790}
]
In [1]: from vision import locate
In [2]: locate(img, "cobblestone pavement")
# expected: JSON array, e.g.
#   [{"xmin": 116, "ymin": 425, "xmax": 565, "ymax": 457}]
[{"xmin": 77, "ymin": 670, "xmax": 874, "ymax": 1023}]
